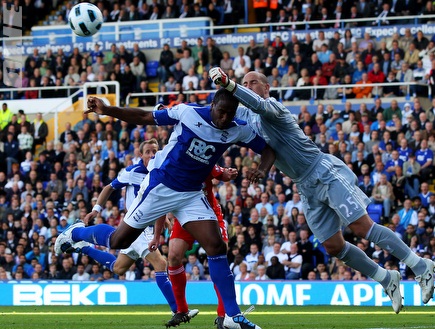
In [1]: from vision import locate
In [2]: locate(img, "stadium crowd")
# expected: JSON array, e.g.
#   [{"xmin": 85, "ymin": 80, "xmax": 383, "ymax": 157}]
[{"xmin": 2, "ymin": 0, "xmax": 435, "ymax": 284}]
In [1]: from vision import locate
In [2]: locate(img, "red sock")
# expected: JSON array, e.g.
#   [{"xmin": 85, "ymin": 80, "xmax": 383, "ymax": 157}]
[
  {"xmin": 214, "ymin": 283, "xmax": 226, "ymax": 317},
  {"xmin": 168, "ymin": 265, "xmax": 188, "ymax": 313}
]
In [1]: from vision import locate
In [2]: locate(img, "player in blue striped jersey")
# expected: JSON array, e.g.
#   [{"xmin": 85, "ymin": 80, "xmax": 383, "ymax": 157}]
[
  {"xmin": 55, "ymin": 89, "xmax": 275, "ymax": 329},
  {"xmin": 76, "ymin": 139, "xmax": 185, "ymax": 317},
  {"xmin": 210, "ymin": 67, "xmax": 435, "ymax": 314}
]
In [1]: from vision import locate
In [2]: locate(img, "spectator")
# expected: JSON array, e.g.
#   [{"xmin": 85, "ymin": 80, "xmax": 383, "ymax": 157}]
[
  {"xmin": 373, "ymin": 3, "xmax": 395, "ymax": 25},
  {"xmin": 232, "ymin": 47, "xmax": 252, "ymax": 74},
  {"xmin": 245, "ymin": 243, "xmax": 261, "ymax": 271},
  {"xmin": 72, "ymin": 263, "xmax": 90, "ymax": 281},
  {"xmin": 413, "ymin": 31, "xmax": 429, "ymax": 51},
  {"xmin": 282, "ymin": 243, "xmax": 302, "ymax": 280},
  {"xmin": 182, "ymin": 68, "xmax": 199, "ymax": 90},
  {"xmin": 4, "ymin": 133, "xmax": 19, "ymax": 176},
  {"xmin": 383, "ymin": 71, "xmax": 400, "ymax": 98},
  {"xmin": 284, "ymin": 192, "xmax": 303, "ymax": 216},
  {"xmin": 404, "ymin": 43, "xmax": 420, "ymax": 69},
  {"xmin": 390, "ymin": 53, "xmax": 404, "ymax": 75},
  {"xmin": 220, "ymin": 51, "xmax": 233, "ymax": 74},
  {"xmin": 352, "ymin": 73, "xmax": 373, "ymax": 99},
  {"xmin": 415, "ymin": 139, "xmax": 433, "ymax": 182},
  {"xmin": 201, "ymin": 37, "xmax": 222, "ymax": 70},
  {"xmin": 397, "ymin": 199, "xmax": 418, "ymax": 236},
  {"xmin": 234, "ymin": 261, "xmax": 250, "ymax": 281},
  {"xmin": 179, "ymin": 49, "xmax": 195, "ymax": 75},
  {"xmin": 266, "ymin": 255, "xmax": 285, "ymax": 279},
  {"xmin": 89, "ymin": 264, "xmax": 103, "ymax": 281},
  {"xmin": 30, "ymin": 112, "xmax": 48, "ymax": 152},
  {"xmin": 157, "ymin": 44, "xmax": 174, "ymax": 83},
  {"xmin": 57, "ymin": 258, "xmax": 75, "ymax": 280},
  {"xmin": 189, "ymin": 265, "xmax": 205, "ymax": 281},
  {"xmin": 352, "ymin": 61, "xmax": 366, "ymax": 84},
  {"xmin": 358, "ymin": 32, "xmax": 375, "ymax": 52},
  {"xmin": 265, "ymin": 241, "xmax": 287, "ymax": 265},
  {"xmin": 17, "ymin": 125, "xmax": 33, "ymax": 162},
  {"xmin": 0, "ymin": 103, "xmax": 12, "ymax": 131},
  {"xmin": 255, "ymin": 193, "xmax": 273, "ymax": 215},
  {"xmin": 184, "ymin": 254, "xmax": 204, "ymax": 278},
  {"xmin": 71, "ymin": 178, "xmax": 89, "ymax": 202},
  {"xmin": 396, "ymin": 62, "xmax": 414, "ymax": 96},
  {"xmin": 418, "ymin": 182, "xmax": 433, "ymax": 208},
  {"xmin": 371, "ymin": 174, "xmax": 394, "ymax": 220}
]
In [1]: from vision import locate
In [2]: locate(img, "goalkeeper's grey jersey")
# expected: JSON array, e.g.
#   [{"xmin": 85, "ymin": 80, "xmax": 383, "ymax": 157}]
[{"xmin": 235, "ymin": 85, "xmax": 322, "ymax": 183}]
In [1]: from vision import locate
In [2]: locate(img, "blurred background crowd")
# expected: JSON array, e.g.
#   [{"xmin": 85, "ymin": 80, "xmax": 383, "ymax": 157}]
[{"xmin": 1, "ymin": 0, "xmax": 435, "ymax": 283}]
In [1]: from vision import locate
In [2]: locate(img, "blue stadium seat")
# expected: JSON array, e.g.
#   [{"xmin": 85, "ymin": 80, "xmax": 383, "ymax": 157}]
[
  {"xmin": 367, "ymin": 203, "xmax": 383, "ymax": 224},
  {"xmin": 146, "ymin": 61, "xmax": 159, "ymax": 78}
]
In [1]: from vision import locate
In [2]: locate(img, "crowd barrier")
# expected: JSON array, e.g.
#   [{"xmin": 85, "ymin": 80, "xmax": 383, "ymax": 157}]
[{"xmin": 1, "ymin": 280, "xmax": 433, "ymax": 307}]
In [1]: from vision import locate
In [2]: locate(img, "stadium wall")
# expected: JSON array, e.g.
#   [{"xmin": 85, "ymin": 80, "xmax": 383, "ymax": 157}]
[
  {"xmin": 0, "ymin": 281, "xmax": 433, "ymax": 307},
  {"xmin": 27, "ymin": 20, "xmax": 435, "ymax": 55}
]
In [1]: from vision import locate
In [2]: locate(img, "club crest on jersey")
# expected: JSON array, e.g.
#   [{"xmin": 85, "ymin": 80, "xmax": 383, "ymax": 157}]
[
  {"xmin": 187, "ymin": 138, "xmax": 216, "ymax": 164},
  {"xmin": 220, "ymin": 131, "xmax": 229, "ymax": 143}
]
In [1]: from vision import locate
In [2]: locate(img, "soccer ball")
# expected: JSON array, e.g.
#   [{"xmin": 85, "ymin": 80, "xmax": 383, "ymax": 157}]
[{"xmin": 68, "ymin": 3, "xmax": 103, "ymax": 37}]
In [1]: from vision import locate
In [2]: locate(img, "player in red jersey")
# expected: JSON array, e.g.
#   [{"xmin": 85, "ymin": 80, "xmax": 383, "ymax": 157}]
[{"xmin": 165, "ymin": 165, "xmax": 236, "ymax": 328}]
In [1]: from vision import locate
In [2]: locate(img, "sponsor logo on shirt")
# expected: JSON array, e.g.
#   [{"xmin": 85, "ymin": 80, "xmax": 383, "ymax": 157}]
[{"xmin": 187, "ymin": 138, "xmax": 215, "ymax": 164}]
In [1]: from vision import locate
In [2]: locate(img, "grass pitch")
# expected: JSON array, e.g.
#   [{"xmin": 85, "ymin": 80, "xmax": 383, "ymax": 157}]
[{"xmin": 1, "ymin": 305, "xmax": 435, "ymax": 329}]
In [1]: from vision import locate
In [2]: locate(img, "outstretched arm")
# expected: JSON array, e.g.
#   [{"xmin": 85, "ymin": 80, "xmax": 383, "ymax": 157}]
[
  {"xmin": 209, "ymin": 67, "xmax": 284, "ymax": 119},
  {"xmin": 86, "ymin": 97, "xmax": 156, "ymax": 125}
]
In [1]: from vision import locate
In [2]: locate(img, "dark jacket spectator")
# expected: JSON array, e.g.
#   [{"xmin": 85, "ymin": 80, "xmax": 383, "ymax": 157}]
[{"xmin": 266, "ymin": 256, "xmax": 286, "ymax": 279}]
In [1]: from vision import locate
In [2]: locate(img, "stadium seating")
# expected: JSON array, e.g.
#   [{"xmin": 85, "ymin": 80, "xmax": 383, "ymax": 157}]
[
  {"xmin": 367, "ymin": 203, "xmax": 383, "ymax": 224},
  {"xmin": 146, "ymin": 61, "xmax": 159, "ymax": 79}
]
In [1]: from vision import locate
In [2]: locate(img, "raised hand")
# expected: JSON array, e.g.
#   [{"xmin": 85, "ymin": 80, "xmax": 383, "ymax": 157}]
[
  {"xmin": 86, "ymin": 97, "xmax": 108, "ymax": 115},
  {"xmin": 209, "ymin": 67, "xmax": 236, "ymax": 92}
]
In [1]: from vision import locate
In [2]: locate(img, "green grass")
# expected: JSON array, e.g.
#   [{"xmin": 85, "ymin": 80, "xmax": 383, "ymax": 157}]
[{"xmin": 1, "ymin": 305, "xmax": 435, "ymax": 329}]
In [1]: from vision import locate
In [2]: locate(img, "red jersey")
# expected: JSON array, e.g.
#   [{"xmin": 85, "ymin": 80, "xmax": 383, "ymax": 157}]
[
  {"xmin": 203, "ymin": 165, "xmax": 224, "ymax": 220},
  {"xmin": 170, "ymin": 165, "xmax": 228, "ymax": 247}
]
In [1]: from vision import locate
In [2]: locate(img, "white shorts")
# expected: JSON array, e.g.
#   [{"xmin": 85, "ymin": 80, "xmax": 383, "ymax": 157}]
[
  {"xmin": 120, "ymin": 226, "xmax": 154, "ymax": 260},
  {"xmin": 124, "ymin": 171, "xmax": 217, "ymax": 229}
]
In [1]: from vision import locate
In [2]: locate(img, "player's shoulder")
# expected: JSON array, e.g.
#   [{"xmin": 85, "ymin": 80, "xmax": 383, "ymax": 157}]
[
  {"xmin": 179, "ymin": 104, "xmax": 213, "ymax": 123},
  {"xmin": 233, "ymin": 116, "xmax": 248, "ymax": 127},
  {"xmin": 173, "ymin": 103, "xmax": 205, "ymax": 113},
  {"xmin": 187, "ymin": 104, "xmax": 211, "ymax": 116},
  {"xmin": 126, "ymin": 161, "xmax": 148, "ymax": 174}
]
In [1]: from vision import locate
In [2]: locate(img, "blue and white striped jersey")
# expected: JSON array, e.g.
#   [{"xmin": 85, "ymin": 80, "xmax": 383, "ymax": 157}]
[
  {"xmin": 150, "ymin": 103, "xmax": 267, "ymax": 192},
  {"xmin": 110, "ymin": 159, "xmax": 148, "ymax": 209}
]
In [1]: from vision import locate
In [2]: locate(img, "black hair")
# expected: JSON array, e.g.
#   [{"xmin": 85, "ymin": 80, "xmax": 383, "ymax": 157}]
[{"xmin": 212, "ymin": 88, "xmax": 239, "ymax": 110}]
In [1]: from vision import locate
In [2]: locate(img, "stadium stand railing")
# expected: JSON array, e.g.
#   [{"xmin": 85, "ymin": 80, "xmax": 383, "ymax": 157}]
[{"xmin": 125, "ymin": 81, "xmax": 422, "ymax": 109}]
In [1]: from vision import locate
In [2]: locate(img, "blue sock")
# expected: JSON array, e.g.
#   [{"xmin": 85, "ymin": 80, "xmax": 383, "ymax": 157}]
[
  {"xmin": 208, "ymin": 254, "xmax": 240, "ymax": 316},
  {"xmin": 72, "ymin": 224, "xmax": 115, "ymax": 248},
  {"xmin": 81, "ymin": 246, "xmax": 116, "ymax": 271},
  {"xmin": 155, "ymin": 271, "xmax": 177, "ymax": 313}
]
